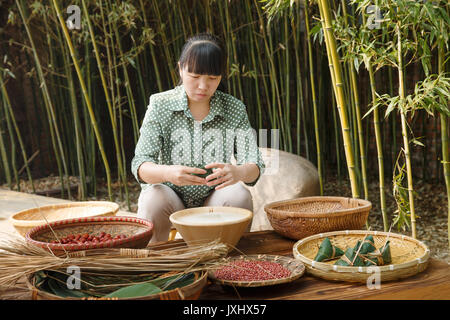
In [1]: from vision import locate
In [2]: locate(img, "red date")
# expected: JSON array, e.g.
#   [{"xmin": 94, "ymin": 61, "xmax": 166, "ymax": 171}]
[{"xmin": 50, "ymin": 232, "xmax": 128, "ymax": 245}]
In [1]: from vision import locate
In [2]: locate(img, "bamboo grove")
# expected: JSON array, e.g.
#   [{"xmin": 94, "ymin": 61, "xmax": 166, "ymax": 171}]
[{"xmin": 0, "ymin": 1, "xmax": 449, "ymax": 242}]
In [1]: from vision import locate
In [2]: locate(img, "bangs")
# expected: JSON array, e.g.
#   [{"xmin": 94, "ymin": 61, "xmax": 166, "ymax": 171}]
[{"xmin": 181, "ymin": 42, "xmax": 224, "ymax": 76}]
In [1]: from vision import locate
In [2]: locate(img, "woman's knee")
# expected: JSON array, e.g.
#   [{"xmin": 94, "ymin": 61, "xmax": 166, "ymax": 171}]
[
  {"xmin": 221, "ymin": 183, "xmax": 254, "ymax": 211},
  {"xmin": 137, "ymin": 184, "xmax": 174, "ymax": 220}
]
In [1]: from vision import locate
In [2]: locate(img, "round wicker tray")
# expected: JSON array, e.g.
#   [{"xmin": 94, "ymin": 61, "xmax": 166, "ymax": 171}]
[
  {"xmin": 264, "ymin": 196, "xmax": 371, "ymax": 240},
  {"xmin": 292, "ymin": 230, "xmax": 430, "ymax": 283},
  {"xmin": 25, "ymin": 216, "xmax": 153, "ymax": 253},
  {"xmin": 208, "ymin": 254, "xmax": 305, "ymax": 287},
  {"xmin": 10, "ymin": 201, "xmax": 119, "ymax": 237},
  {"xmin": 26, "ymin": 270, "xmax": 207, "ymax": 300}
]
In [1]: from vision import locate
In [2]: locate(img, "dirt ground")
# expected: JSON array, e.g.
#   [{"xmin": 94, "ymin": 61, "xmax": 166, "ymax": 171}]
[{"xmin": 4, "ymin": 173, "xmax": 449, "ymax": 262}]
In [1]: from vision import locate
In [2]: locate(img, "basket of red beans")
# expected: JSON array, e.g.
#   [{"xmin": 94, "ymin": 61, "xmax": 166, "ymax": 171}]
[{"xmin": 25, "ymin": 216, "xmax": 153, "ymax": 253}]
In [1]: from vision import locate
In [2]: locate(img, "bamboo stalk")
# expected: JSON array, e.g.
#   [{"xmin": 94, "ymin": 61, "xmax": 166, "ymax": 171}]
[
  {"xmin": 251, "ymin": 1, "xmax": 275, "ymax": 129},
  {"xmin": 367, "ymin": 65, "xmax": 388, "ymax": 231},
  {"xmin": 304, "ymin": 0, "xmax": 323, "ymax": 194},
  {"xmin": 204, "ymin": 0, "xmax": 214, "ymax": 34},
  {"xmin": 51, "ymin": 0, "xmax": 113, "ymax": 201},
  {"xmin": 359, "ymin": 12, "xmax": 388, "ymax": 230},
  {"xmin": 60, "ymin": 31, "xmax": 86, "ymax": 200},
  {"xmin": 258, "ymin": 6, "xmax": 286, "ymax": 151},
  {"xmin": 108, "ymin": 1, "xmax": 140, "ymax": 145},
  {"xmin": 397, "ymin": 23, "xmax": 417, "ymax": 238},
  {"xmin": 1, "ymin": 86, "xmax": 18, "ymax": 189},
  {"xmin": 0, "ymin": 72, "xmax": 35, "ymax": 193},
  {"xmin": 139, "ymin": 0, "xmax": 163, "ymax": 92},
  {"xmin": 318, "ymin": 0, "xmax": 359, "ymax": 198},
  {"xmin": 438, "ymin": 38, "xmax": 450, "ymax": 248},
  {"xmin": 16, "ymin": 0, "xmax": 69, "ymax": 196},
  {"xmin": 0, "ymin": 87, "xmax": 12, "ymax": 187},
  {"xmin": 47, "ymin": 5, "xmax": 87, "ymax": 200},
  {"xmin": 0, "ymin": 101, "xmax": 11, "ymax": 187},
  {"xmin": 82, "ymin": 0, "xmax": 131, "ymax": 204},
  {"xmin": 152, "ymin": 0, "xmax": 177, "ymax": 86},
  {"xmin": 332, "ymin": 92, "xmax": 342, "ymax": 182},
  {"xmin": 83, "ymin": 42, "xmax": 96, "ymax": 196},
  {"xmin": 291, "ymin": 9, "xmax": 301, "ymax": 156},
  {"xmin": 244, "ymin": 4, "xmax": 263, "ymax": 129},
  {"xmin": 341, "ymin": 0, "xmax": 368, "ymax": 200},
  {"xmin": 283, "ymin": 12, "xmax": 293, "ymax": 153},
  {"xmin": 42, "ymin": 8, "xmax": 74, "ymax": 185}
]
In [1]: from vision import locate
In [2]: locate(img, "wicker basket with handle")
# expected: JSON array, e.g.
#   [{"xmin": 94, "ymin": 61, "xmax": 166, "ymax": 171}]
[
  {"xmin": 292, "ymin": 230, "xmax": 430, "ymax": 283},
  {"xmin": 264, "ymin": 196, "xmax": 371, "ymax": 240}
]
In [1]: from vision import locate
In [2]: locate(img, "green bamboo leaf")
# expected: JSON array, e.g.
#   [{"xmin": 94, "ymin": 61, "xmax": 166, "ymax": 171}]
[
  {"xmin": 411, "ymin": 139, "xmax": 425, "ymax": 147},
  {"xmin": 47, "ymin": 278, "xmax": 90, "ymax": 298},
  {"xmin": 153, "ymin": 273, "xmax": 195, "ymax": 290},
  {"xmin": 126, "ymin": 56, "xmax": 136, "ymax": 69},
  {"xmin": 104, "ymin": 282, "xmax": 162, "ymax": 298}
]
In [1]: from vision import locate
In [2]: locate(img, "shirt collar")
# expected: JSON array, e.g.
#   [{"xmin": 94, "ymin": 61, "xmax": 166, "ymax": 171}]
[{"xmin": 170, "ymin": 85, "xmax": 224, "ymax": 121}]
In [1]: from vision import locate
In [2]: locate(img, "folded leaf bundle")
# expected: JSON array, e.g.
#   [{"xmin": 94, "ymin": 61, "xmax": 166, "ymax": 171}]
[
  {"xmin": 358, "ymin": 235, "xmax": 376, "ymax": 254},
  {"xmin": 314, "ymin": 237, "xmax": 344, "ymax": 262},
  {"xmin": 353, "ymin": 235, "xmax": 378, "ymax": 266},
  {"xmin": 334, "ymin": 247, "xmax": 365, "ymax": 266},
  {"xmin": 364, "ymin": 240, "xmax": 392, "ymax": 266}
]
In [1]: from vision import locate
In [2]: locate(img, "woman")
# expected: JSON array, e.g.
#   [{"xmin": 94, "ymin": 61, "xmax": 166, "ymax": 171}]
[{"xmin": 131, "ymin": 33, "xmax": 265, "ymax": 243}]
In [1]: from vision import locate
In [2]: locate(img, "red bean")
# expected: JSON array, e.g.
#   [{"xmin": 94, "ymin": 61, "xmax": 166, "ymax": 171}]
[{"xmin": 214, "ymin": 260, "xmax": 291, "ymax": 281}]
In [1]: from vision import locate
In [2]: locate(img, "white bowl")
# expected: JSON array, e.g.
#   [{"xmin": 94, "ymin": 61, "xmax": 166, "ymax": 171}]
[{"xmin": 169, "ymin": 206, "xmax": 252, "ymax": 249}]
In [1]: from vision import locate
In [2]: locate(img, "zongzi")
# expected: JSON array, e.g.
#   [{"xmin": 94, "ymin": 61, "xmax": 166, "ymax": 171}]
[
  {"xmin": 334, "ymin": 247, "xmax": 365, "ymax": 266},
  {"xmin": 314, "ymin": 237, "xmax": 344, "ymax": 262}
]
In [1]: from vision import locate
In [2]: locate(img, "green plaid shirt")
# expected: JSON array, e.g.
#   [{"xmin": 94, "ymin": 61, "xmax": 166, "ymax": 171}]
[{"xmin": 131, "ymin": 85, "xmax": 265, "ymax": 208}]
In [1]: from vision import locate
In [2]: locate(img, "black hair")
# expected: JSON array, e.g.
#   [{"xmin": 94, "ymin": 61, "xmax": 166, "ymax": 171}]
[{"xmin": 178, "ymin": 33, "xmax": 227, "ymax": 91}]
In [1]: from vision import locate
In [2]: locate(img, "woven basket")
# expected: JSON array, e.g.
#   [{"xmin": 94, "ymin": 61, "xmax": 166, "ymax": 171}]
[
  {"xmin": 26, "ymin": 270, "xmax": 207, "ymax": 300},
  {"xmin": 292, "ymin": 230, "xmax": 430, "ymax": 283},
  {"xmin": 208, "ymin": 254, "xmax": 305, "ymax": 287},
  {"xmin": 264, "ymin": 196, "xmax": 371, "ymax": 240},
  {"xmin": 10, "ymin": 201, "xmax": 119, "ymax": 237},
  {"xmin": 25, "ymin": 216, "xmax": 153, "ymax": 253}
]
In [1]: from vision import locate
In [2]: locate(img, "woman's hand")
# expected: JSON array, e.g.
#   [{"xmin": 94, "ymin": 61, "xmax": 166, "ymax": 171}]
[
  {"xmin": 204, "ymin": 163, "xmax": 242, "ymax": 190},
  {"xmin": 164, "ymin": 165, "xmax": 207, "ymax": 186}
]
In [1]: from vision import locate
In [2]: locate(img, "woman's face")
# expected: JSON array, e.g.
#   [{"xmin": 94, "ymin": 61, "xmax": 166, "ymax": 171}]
[{"xmin": 179, "ymin": 64, "xmax": 222, "ymax": 104}]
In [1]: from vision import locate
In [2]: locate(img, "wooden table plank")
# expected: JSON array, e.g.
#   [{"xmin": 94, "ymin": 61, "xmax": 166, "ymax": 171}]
[
  {"xmin": 199, "ymin": 231, "xmax": 450, "ymax": 300},
  {"xmin": 1, "ymin": 230, "xmax": 448, "ymax": 300}
]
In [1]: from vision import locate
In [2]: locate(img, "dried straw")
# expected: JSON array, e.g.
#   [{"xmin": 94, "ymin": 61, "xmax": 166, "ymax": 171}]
[{"xmin": 0, "ymin": 232, "xmax": 228, "ymax": 289}]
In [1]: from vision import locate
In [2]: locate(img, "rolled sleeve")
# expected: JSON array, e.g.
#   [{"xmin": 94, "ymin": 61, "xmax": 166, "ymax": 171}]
[
  {"xmin": 234, "ymin": 108, "xmax": 265, "ymax": 187},
  {"xmin": 131, "ymin": 96, "xmax": 163, "ymax": 183}
]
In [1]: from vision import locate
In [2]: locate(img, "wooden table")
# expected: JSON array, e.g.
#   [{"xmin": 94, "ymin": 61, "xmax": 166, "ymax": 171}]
[
  {"xmin": 1, "ymin": 230, "xmax": 448, "ymax": 300},
  {"xmin": 199, "ymin": 231, "xmax": 450, "ymax": 300}
]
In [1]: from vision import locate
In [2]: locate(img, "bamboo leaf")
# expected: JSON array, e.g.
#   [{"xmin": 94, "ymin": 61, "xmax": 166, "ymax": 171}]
[
  {"xmin": 126, "ymin": 56, "xmax": 136, "ymax": 69},
  {"xmin": 104, "ymin": 282, "xmax": 162, "ymax": 298},
  {"xmin": 46, "ymin": 278, "xmax": 90, "ymax": 298}
]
